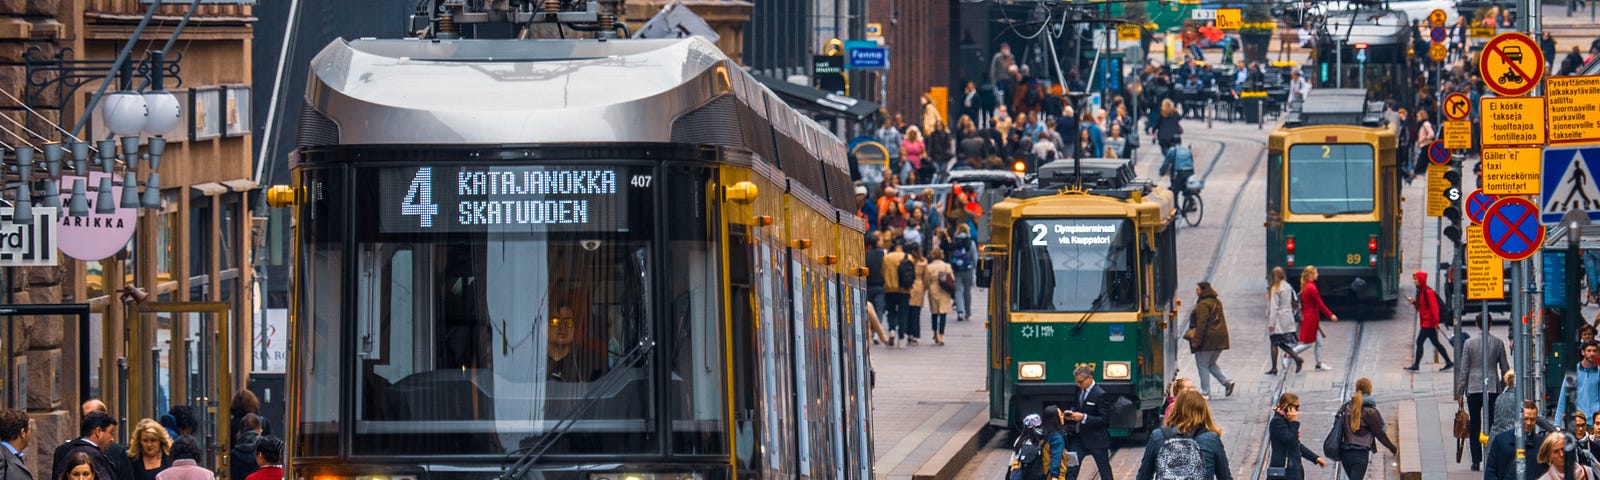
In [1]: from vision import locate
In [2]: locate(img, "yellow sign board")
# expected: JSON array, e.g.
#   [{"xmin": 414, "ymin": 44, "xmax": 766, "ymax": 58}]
[
  {"xmin": 1466, "ymin": 225, "xmax": 1505, "ymax": 300},
  {"xmin": 1443, "ymin": 121, "xmax": 1472, "ymax": 149},
  {"xmin": 1430, "ymin": 43, "xmax": 1449, "ymax": 62},
  {"xmin": 866, "ymin": 22, "xmax": 883, "ymax": 38},
  {"xmin": 1471, "ymin": 26, "xmax": 1495, "ymax": 39},
  {"xmin": 1481, "ymin": 97, "xmax": 1547, "ymax": 146},
  {"xmin": 1480, "ymin": 32, "xmax": 1546, "ymax": 97},
  {"xmin": 1546, "ymin": 75, "xmax": 1600, "ymax": 145},
  {"xmin": 1215, "ymin": 8, "xmax": 1242, "ymax": 30},
  {"xmin": 1429, "ymin": 9, "xmax": 1449, "ymax": 27},
  {"xmin": 1480, "ymin": 147, "xmax": 1542, "ymax": 195},
  {"xmin": 1428, "ymin": 164, "xmax": 1449, "ymax": 217},
  {"xmin": 1118, "ymin": 24, "xmax": 1142, "ymax": 41}
]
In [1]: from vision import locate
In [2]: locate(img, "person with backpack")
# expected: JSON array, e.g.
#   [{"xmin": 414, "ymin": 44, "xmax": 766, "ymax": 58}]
[
  {"xmin": 1334, "ymin": 378, "xmax": 1398, "ymax": 480},
  {"xmin": 923, "ymin": 249, "xmax": 956, "ymax": 346},
  {"xmin": 1266, "ymin": 267, "xmax": 1306, "ymax": 375},
  {"xmin": 1065, "ymin": 366, "xmax": 1113, "ymax": 480},
  {"xmin": 1268, "ymin": 393, "xmax": 1326, "ymax": 480},
  {"xmin": 1008, "ymin": 414, "xmax": 1052, "ymax": 480},
  {"xmin": 1404, "ymin": 270, "xmax": 1454, "ymax": 372},
  {"xmin": 948, "ymin": 224, "xmax": 979, "ymax": 322},
  {"xmin": 882, "ymin": 240, "xmax": 911, "ymax": 347},
  {"xmin": 1136, "ymin": 390, "xmax": 1232, "ymax": 480}
]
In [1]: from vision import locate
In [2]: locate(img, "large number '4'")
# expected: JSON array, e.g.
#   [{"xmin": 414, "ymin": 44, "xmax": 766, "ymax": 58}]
[{"xmin": 402, "ymin": 167, "xmax": 440, "ymax": 227}]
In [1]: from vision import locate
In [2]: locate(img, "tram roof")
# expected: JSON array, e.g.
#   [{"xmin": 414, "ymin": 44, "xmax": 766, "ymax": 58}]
[
  {"xmin": 1320, "ymin": 8, "xmax": 1411, "ymax": 46},
  {"xmin": 1284, "ymin": 89, "xmax": 1385, "ymax": 127}
]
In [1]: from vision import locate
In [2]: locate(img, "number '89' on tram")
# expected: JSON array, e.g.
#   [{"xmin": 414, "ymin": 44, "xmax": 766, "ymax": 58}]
[{"xmin": 271, "ymin": 38, "xmax": 875, "ymax": 480}]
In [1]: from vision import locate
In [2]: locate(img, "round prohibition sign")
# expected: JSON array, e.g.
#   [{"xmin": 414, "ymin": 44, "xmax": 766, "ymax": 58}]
[
  {"xmin": 1482, "ymin": 196, "xmax": 1545, "ymax": 261},
  {"xmin": 1443, "ymin": 92, "xmax": 1471, "ymax": 120},
  {"xmin": 1466, "ymin": 189, "xmax": 1499, "ymax": 225},
  {"xmin": 1478, "ymin": 32, "xmax": 1545, "ymax": 97},
  {"xmin": 1428, "ymin": 140, "xmax": 1450, "ymax": 165}
]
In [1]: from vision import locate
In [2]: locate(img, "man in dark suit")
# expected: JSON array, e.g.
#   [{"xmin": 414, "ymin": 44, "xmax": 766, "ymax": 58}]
[
  {"xmin": 51, "ymin": 413, "xmax": 118, "ymax": 480},
  {"xmin": 0, "ymin": 409, "xmax": 34, "ymax": 480},
  {"xmin": 54, "ymin": 400, "xmax": 133, "ymax": 480},
  {"xmin": 1485, "ymin": 401, "xmax": 1548, "ymax": 480},
  {"xmin": 1065, "ymin": 365, "xmax": 1113, "ymax": 480}
]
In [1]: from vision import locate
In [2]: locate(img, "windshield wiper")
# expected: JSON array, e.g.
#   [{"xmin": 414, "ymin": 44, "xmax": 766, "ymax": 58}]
[
  {"xmin": 500, "ymin": 339, "xmax": 656, "ymax": 480},
  {"xmin": 1070, "ymin": 289, "xmax": 1110, "ymax": 336}
]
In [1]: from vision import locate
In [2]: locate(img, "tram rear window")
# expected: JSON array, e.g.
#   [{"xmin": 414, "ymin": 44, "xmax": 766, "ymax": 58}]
[
  {"xmin": 1287, "ymin": 144, "xmax": 1376, "ymax": 215},
  {"xmin": 1011, "ymin": 218, "xmax": 1138, "ymax": 313}
]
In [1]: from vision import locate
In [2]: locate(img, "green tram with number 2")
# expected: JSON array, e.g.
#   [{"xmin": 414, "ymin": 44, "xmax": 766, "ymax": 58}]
[
  {"xmin": 979, "ymin": 158, "xmax": 1180, "ymax": 435},
  {"xmin": 1266, "ymin": 89, "xmax": 1403, "ymax": 304}
]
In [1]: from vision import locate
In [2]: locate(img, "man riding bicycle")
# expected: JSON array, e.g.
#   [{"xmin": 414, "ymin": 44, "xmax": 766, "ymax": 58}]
[{"xmin": 1162, "ymin": 138, "xmax": 1196, "ymax": 210}]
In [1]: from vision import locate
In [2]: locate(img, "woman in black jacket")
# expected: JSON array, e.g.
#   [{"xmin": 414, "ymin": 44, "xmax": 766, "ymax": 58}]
[{"xmin": 1268, "ymin": 392, "xmax": 1326, "ymax": 480}]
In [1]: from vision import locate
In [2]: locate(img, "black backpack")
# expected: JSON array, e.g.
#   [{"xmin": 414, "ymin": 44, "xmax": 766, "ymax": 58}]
[
  {"xmin": 1432, "ymin": 287, "xmax": 1455, "ymax": 326},
  {"xmin": 1011, "ymin": 438, "xmax": 1047, "ymax": 480},
  {"xmin": 897, "ymin": 259, "xmax": 918, "ymax": 289}
]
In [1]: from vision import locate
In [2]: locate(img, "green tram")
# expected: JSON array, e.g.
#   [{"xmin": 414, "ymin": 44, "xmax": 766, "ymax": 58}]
[
  {"xmin": 1266, "ymin": 89, "xmax": 1402, "ymax": 303},
  {"xmin": 979, "ymin": 158, "xmax": 1179, "ymax": 434}
]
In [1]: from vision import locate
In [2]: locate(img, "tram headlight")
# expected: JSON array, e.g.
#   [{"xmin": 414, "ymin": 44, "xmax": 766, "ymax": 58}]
[
  {"xmin": 1103, "ymin": 361, "xmax": 1131, "ymax": 380},
  {"xmin": 1018, "ymin": 362, "xmax": 1046, "ymax": 380}
]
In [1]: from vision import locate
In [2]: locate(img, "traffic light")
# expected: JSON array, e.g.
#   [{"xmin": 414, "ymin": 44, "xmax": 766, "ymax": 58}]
[{"xmin": 1442, "ymin": 169, "xmax": 1463, "ymax": 243}]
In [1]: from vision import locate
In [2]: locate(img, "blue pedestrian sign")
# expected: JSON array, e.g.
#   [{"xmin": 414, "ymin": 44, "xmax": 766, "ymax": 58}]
[
  {"xmin": 1540, "ymin": 146, "xmax": 1600, "ymax": 224},
  {"xmin": 1431, "ymin": 27, "xmax": 1448, "ymax": 43},
  {"xmin": 1428, "ymin": 140, "xmax": 1450, "ymax": 165},
  {"xmin": 1483, "ymin": 197, "xmax": 1544, "ymax": 261},
  {"xmin": 847, "ymin": 45, "xmax": 889, "ymax": 69}
]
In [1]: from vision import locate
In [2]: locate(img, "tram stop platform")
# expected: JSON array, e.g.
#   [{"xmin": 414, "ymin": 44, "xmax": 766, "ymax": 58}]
[{"xmin": 869, "ymin": 288, "xmax": 994, "ymax": 480}]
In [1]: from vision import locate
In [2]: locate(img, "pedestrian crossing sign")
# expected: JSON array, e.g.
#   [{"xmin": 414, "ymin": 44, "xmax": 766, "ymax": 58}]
[{"xmin": 1541, "ymin": 146, "xmax": 1600, "ymax": 224}]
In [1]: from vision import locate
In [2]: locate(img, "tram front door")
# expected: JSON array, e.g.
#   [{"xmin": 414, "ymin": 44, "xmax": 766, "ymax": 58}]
[{"xmin": 127, "ymin": 302, "xmax": 233, "ymax": 474}]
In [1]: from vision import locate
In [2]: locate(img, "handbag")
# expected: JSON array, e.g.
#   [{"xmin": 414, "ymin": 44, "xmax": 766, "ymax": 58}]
[
  {"xmin": 1454, "ymin": 407, "xmax": 1471, "ymax": 462},
  {"xmin": 1323, "ymin": 408, "xmax": 1348, "ymax": 459}
]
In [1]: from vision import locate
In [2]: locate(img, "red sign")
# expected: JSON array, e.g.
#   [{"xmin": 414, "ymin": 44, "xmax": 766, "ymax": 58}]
[
  {"xmin": 1482, "ymin": 196, "xmax": 1545, "ymax": 261},
  {"xmin": 1479, "ymin": 32, "xmax": 1546, "ymax": 97},
  {"xmin": 1466, "ymin": 189, "xmax": 1499, "ymax": 225},
  {"xmin": 1444, "ymin": 92, "xmax": 1471, "ymax": 121}
]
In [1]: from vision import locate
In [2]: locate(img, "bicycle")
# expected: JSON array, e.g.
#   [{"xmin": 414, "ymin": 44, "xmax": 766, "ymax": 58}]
[{"xmin": 1179, "ymin": 177, "xmax": 1205, "ymax": 227}]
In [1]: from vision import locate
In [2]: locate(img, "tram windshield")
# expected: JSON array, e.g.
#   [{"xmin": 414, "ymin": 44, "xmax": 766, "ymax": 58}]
[
  {"xmin": 1010, "ymin": 218, "xmax": 1138, "ymax": 312},
  {"xmin": 1287, "ymin": 144, "xmax": 1376, "ymax": 215}
]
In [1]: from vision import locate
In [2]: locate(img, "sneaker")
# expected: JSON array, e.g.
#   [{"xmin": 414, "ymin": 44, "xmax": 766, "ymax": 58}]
[
  {"xmin": 1441, "ymin": 362, "xmax": 1455, "ymax": 371},
  {"xmin": 1294, "ymin": 357, "xmax": 1305, "ymax": 373},
  {"xmin": 1224, "ymin": 380, "xmax": 1236, "ymax": 397},
  {"xmin": 908, "ymin": 338, "xmax": 920, "ymax": 346},
  {"xmin": 1403, "ymin": 365, "xmax": 1420, "ymax": 372},
  {"xmin": 1315, "ymin": 363, "xmax": 1331, "ymax": 371},
  {"xmin": 1265, "ymin": 369, "xmax": 1279, "ymax": 375}
]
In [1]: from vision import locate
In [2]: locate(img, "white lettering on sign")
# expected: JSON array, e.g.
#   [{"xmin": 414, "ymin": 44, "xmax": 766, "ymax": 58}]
[
  {"xmin": 456, "ymin": 168, "xmax": 619, "ymax": 196},
  {"xmin": 1020, "ymin": 324, "xmax": 1058, "ymax": 338}
]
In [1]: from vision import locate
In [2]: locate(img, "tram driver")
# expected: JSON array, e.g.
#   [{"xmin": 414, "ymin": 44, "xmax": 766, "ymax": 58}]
[{"xmin": 546, "ymin": 304, "xmax": 603, "ymax": 383}]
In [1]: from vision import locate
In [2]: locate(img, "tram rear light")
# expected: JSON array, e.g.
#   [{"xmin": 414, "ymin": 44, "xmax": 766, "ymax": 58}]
[
  {"xmin": 821, "ymin": 255, "xmax": 839, "ymax": 265},
  {"xmin": 1369, "ymin": 234, "xmax": 1379, "ymax": 266},
  {"xmin": 1104, "ymin": 361, "xmax": 1131, "ymax": 380},
  {"xmin": 1285, "ymin": 236, "xmax": 1296, "ymax": 267},
  {"xmin": 792, "ymin": 239, "xmax": 812, "ymax": 249},
  {"xmin": 1018, "ymin": 362, "xmax": 1046, "ymax": 380}
]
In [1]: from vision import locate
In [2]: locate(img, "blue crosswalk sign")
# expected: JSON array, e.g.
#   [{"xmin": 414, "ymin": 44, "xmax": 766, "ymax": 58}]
[{"xmin": 1541, "ymin": 146, "xmax": 1600, "ymax": 224}]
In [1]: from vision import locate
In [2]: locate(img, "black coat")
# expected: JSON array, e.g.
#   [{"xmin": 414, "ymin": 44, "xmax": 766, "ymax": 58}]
[
  {"xmin": 1068, "ymin": 383, "xmax": 1112, "ymax": 450},
  {"xmin": 1267, "ymin": 413, "xmax": 1319, "ymax": 480},
  {"xmin": 51, "ymin": 440, "xmax": 117, "ymax": 480},
  {"xmin": 1485, "ymin": 428, "xmax": 1548, "ymax": 480}
]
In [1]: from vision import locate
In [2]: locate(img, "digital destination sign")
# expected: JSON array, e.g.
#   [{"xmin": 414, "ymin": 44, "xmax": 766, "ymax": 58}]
[{"xmin": 378, "ymin": 165, "xmax": 639, "ymax": 234}]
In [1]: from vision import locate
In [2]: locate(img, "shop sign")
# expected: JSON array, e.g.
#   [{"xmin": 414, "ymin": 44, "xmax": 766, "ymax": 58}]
[{"xmin": 58, "ymin": 172, "xmax": 137, "ymax": 261}]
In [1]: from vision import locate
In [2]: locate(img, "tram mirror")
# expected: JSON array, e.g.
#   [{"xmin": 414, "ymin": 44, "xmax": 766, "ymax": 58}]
[
  {"xmin": 581, "ymin": 240, "xmax": 601, "ymax": 251},
  {"xmin": 976, "ymin": 257, "xmax": 992, "ymax": 288}
]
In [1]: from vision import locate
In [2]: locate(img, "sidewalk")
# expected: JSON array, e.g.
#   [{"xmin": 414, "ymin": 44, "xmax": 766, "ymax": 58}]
[{"xmin": 869, "ymin": 290, "xmax": 993, "ymax": 480}]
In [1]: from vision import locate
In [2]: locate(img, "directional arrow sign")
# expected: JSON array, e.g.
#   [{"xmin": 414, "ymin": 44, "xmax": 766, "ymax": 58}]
[{"xmin": 1444, "ymin": 92, "xmax": 1471, "ymax": 120}]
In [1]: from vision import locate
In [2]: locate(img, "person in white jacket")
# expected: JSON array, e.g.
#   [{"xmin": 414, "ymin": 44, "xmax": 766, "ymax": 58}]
[{"xmin": 1267, "ymin": 266, "xmax": 1307, "ymax": 374}]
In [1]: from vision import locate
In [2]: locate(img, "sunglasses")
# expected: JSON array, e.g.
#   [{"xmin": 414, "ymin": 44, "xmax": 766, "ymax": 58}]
[{"xmin": 549, "ymin": 317, "xmax": 575, "ymax": 329}]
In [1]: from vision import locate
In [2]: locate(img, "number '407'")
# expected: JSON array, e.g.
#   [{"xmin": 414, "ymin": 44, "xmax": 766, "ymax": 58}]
[{"xmin": 631, "ymin": 175, "xmax": 653, "ymax": 188}]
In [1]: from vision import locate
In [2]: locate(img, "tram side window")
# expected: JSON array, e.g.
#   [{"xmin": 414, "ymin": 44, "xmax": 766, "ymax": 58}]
[
  {"xmin": 1287, "ymin": 144, "xmax": 1376, "ymax": 215},
  {"xmin": 295, "ymin": 168, "xmax": 342, "ymax": 458},
  {"xmin": 666, "ymin": 167, "xmax": 728, "ymax": 454}
]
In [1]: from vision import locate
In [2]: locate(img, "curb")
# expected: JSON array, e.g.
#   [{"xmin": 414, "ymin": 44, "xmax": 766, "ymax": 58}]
[
  {"xmin": 912, "ymin": 412, "xmax": 993, "ymax": 480},
  {"xmin": 1398, "ymin": 399, "xmax": 1424, "ymax": 480}
]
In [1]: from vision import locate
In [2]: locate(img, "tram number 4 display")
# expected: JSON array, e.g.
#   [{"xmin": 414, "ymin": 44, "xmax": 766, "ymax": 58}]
[{"xmin": 383, "ymin": 165, "xmax": 640, "ymax": 233}]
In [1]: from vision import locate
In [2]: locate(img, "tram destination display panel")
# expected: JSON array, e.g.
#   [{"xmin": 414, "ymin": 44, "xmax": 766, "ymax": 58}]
[{"xmin": 378, "ymin": 165, "xmax": 642, "ymax": 234}]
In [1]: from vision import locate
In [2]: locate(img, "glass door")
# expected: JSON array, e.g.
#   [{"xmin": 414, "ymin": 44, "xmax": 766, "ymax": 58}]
[{"xmin": 128, "ymin": 302, "xmax": 232, "ymax": 474}]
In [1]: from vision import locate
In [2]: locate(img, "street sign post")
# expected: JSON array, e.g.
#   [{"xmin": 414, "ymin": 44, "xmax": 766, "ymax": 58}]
[
  {"xmin": 1467, "ymin": 190, "xmax": 1500, "ymax": 224},
  {"xmin": 1431, "ymin": 43, "xmax": 1449, "ymax": 62},
  {"xmin": 1481, "ymin": 147, "xmax": 1542, "ymax": 195},
  {"xmin": 1480, "ymin": 32, "xmax": 1546, "ymax": 97},
  {"xmin": 1540, "ymin": 146, "xmax": 1600, "ymax": 224},
  {"xmin": 1545, "ymin": 75, "xmax": 1600, "ymax": 144},
  {"xmin": 1429, "ymin": 140, "xmax": 1451, "ymax": 165},
  {"xmin": 1481, "ymin": 97, "xmax": 1548, "ymax": 147},
  {"xmin": 847, "ymin": 45, "xmax": 889, "ymax": 69},
  {"xmin": 1429, "ymin": 8, "xmax": 1449, "ymax": 27},
  {"xmin": 1444, "ymin": 92, "xmax": 1472, "ymax": 120},
  {"xmin": 1465, "ymin": 224, "xmax": 1505, "ymax": 300},
  {"xmin": 1118, "ymin": 24, "xmax": 1142, "ymax": 41},
  {"xmin": 1482, "ymin": 196, "xmax": 1545, "ymax": 261},
  {"xmin": 1431, "ymin": 27, "xmax": 1448, "ymax": 43},
  {"xmin": 1429, "ymin": 164, "xmax": 1451, "ymax": 217},
  {"xmin": 1215, "ymin": 8, "xmax": 1242, "ymax": 29},
  {"xmin": 1443, "ymin": 121, "xmax": 1472, "ymax": 149}
]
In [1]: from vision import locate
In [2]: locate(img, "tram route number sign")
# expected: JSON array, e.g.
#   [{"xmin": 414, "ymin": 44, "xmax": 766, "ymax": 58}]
[
  {"xmin": 1443, "ymin": 121, "xmax": 1472, "ymax": 150},
  {"xmin": 1481, "ymin": 147, "xmax": 1542, "ymax": 195},
  {"xmin": 1481, "ymin": 96, "xmax": 1547, "ymax": 147},
  {"xmin": 379, "ymin": 165, "xmax": 638, "ymax": 234},
  {"xmin": 1465, "ymin": 224, "xmax": 1505, "ymax": 300},
  {"xmin": 1546, "ymin": 75, "xmax": 1600, "ymax": 145},
  {"xmin": 1480, "ymin": 32, "xmax": 1546, "ymax": 97},
  {"xmin": 1428, "ymin": 164, "xmax": 1451, "ymax": 217}
]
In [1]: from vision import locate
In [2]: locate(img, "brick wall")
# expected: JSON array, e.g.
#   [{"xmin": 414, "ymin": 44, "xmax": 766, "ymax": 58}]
[{"xmin": 866, "ymin": 0, "xmax": 952, "ymax": 124}]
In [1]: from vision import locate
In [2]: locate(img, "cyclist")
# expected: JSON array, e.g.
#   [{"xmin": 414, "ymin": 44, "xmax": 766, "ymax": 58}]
[{"xmin": 1162, "ymin": 138, "xmax": 1196, "ymax": 212}]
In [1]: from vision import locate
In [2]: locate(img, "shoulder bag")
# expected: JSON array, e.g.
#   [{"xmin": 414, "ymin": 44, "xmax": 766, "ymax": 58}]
[{"xmin": 1323, "ymin": 408, "xmax": 1348, "ymax": 459}]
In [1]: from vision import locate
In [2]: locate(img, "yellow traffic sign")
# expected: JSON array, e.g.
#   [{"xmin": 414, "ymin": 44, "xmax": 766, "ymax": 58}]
[
  {"xmin": 1470, "ymin": 26, "xmax": 1495, "ymax": 39},
  {"xmin": 1118, "ymin": 24, "xmax": 1142, "ymax": 41},
  {"xmin": 1429, "ymin": 8, "xmax": 1448, "ymax": 27},
  {"xmin": 1443, "ymin": 120, "xmax": 1472, "ymax": 149},
  {"xmin": 1430, "ymin": 43, "xmax": 1448, "ymax": 62},
  {"xmin": 1428, "ymin": 164, "xmax": 1450, "ymax": 217},
  {"xmin": 1481, "ymin": 147, "xmax": 1541, "ymax": 195},
  {"xmin": 1480, "ymin": 32, "xmax": 1546, "ymax": 96},
  {"xmin": 1547, "ymin": 75, "xmax": 1600, "ymax": 145},
  {"xmin": 866, "ymin": 23, "xmax": 883, "ymax": 38},
  {"xmin": 1466, "ymin": 225, "xmax": 1504, "ymax": 300},
  {"xmin": 1215, "ymin": 8, "xmax": 1242, "ymax": 30},
  {"xmin": 1482, "ymin": 96, "xmax": 1547, "ymax": 146},
  {"xmin": 1444, "ymin": 92, "xmax": 1471, "ymax": 120}
]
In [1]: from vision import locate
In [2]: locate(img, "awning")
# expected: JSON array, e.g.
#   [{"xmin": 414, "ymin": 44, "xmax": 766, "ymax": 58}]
[{"xmin": 752, "ymin": 75, "xmax": 879, "ymax": 122}]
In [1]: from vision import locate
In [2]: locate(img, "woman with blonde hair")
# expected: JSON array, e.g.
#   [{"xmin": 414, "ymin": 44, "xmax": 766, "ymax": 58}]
[
  {"xmin": 1538, "ymin": 431, "xmax": 1597, "ymax": 480},
  {"xmin": 1156, "ymin": 98, "xmax": 1183, "ymax": 156},
  {"xmin": 1294, "ymin": 266, "xmax": 1338, "ymax": 371},
  {"xmin": 901, "ymin": 126, "xmax": 926, "ymax": 183},
  {"xmin": 1136, "ymin": 390, "xmax": 1231, "ymax": 480},
  {"xmin": 127, "ymin": 418, "xmax": 173, "ymax": 480},
  {"xmin": 1267, "ymin": 267, "xmax": 1306, "ymax": 374},
  {"xmin": 1335, "ymin": 378, "xmax": 1398, "ymax": 480}
]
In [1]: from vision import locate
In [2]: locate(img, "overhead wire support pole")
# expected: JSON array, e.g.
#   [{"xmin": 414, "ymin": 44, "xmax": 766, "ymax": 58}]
[
  {"xmin": 255, "ymin": 0, "xmax": 303, "ymax": 183},
  {"xmin": 69, "ymin": 0, "xmax": 162, "ymax": 138},
  {"xmin": 137, "ymin": 0, "xmax": 205, "ymax": 91}
]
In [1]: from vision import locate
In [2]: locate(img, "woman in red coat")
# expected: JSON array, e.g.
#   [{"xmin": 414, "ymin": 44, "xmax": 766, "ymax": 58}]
[{"xmin": 1294, "ymin": 266, "xmax": 1340, "ymax": 371}]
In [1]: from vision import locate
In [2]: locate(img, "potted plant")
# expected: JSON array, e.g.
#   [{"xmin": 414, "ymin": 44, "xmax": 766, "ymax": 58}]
[{"xmin": 1239, "ymin": 2, "xmax": 1277, "ymax": 63}]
